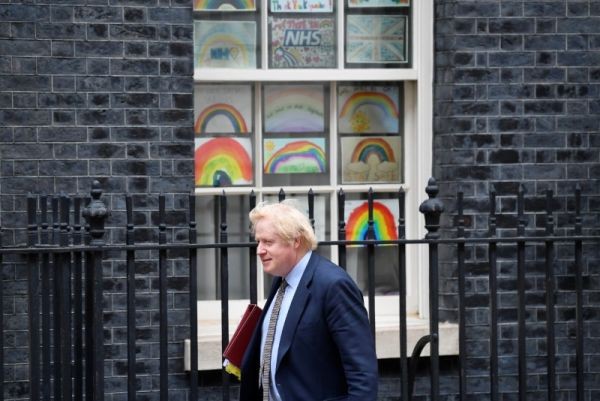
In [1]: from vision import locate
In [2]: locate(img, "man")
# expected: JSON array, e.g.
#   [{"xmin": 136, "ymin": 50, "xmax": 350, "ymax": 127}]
[{"xmin": 239, "ymin": 200, "xmax": 378, "ymax": 401}]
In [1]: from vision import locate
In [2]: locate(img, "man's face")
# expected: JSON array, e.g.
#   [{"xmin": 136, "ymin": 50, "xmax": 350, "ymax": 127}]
[{"xmin": 254, "ymin": 218, "xmax": 299, "ymax": 277}]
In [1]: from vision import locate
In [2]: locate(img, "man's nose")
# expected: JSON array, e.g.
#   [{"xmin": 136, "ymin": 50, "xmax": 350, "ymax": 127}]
[{"xmin": 257, "ymin": 243, "xmax": 265, "ymax": 254}]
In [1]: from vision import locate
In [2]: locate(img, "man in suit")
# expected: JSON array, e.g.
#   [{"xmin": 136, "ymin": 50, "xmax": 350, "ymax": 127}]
[{"xmin": 239, "ymin": 200, "xmax": 378, "ymax": 401}]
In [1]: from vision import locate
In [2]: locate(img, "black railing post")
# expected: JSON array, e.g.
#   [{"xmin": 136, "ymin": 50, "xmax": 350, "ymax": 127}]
[
  {"xmin": 125, "ymin": 195, "xmax": 137, "ymax": 401},
  {"xmin": 397, "ymin": 188, "xmax": 408, "ymax": 401},
  {"xmin": 52, "ymin": 195, "xmax": 62, "ymax": 401},
  {"xmin": 308, "ymin": 189, "xmax": 315, "ymax": 232},
  {"xmin": 219, "ymin": 191, "xmax": 230, "ymax": 401},
  {"xmin": 337, "ymin": 189, "xmax": 346, "ymax": 270},
  {"xmin": 517, "ymin": 184, "xmax": 527, "ymax": 401},
  {"xmin": 27, "ymin": 194, "xmax": 41, "ymax": 401},
  {"xmin": 366, "ymin": 188, "xmax": 376, "ymax": 339},
  {"xmin": 158, "ymin": 194, "xmax": 168, "ymax": 401},
  {"xmin": 249, "ymin": 191, "xmax": 257, "ymax": 304},
  {"xmin": 574, "ymin": 185, "xmax": 584, "ymax": 401},
  {"xmin": 418, "ymin": 177, "xmax": 444, "ymax": 401},
  {"xmin": 82, "ymin": 180, "xmax": 109, "ymax": 401},
  {"xmin": 456, "ymin": 191, "xmax": 466, "ymax": 401},
  {"xmin": 188, "ymin": 193, "xmax": 199, "ymax": 401},
  {"xmin": 59, "ymin": 195, "xmax": 72, "ymax": 401},
  {"xmin": 544, "ymin": 189, "xmax": 556, "ymax": 401},
  {"xmin": 40, "ymin": 195, "xmax": 51, "ymax": 401},
  {"xmin": 73, "ymin": 196, "xmax": 84, "ymax": 401},
  {"xmin": 488, "ymin": 186, "xmax": 498, "ymax": 401},
  {"xmin": 0, "ymin": 216, "xmax": 3, "ymax": 401}
]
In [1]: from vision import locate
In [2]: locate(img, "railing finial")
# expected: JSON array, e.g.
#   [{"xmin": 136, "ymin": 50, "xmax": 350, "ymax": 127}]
[
  {"xmin": 82, "ymin": 180, "xmax": 109, "ymax": 245},
  {"xmin": 419, "ymin": 177, "xmax": 445, "ymax": 239}
]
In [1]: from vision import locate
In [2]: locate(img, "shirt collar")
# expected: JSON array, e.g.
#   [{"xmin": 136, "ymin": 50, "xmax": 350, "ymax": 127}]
[{"xmin": 284, "ymin": 250, "xmax": 312, "ymax": 290}]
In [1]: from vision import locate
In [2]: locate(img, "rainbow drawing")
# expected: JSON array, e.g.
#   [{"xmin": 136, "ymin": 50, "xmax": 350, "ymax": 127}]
[
  {"xmin": 338, "ymin": 87, "xmax": 400, "ymax": 133},
  {"xmin": 350, "ymin": 138, "xmax": 396, "ymax": 163},
  {"xmin": 194, "ymin": 21, "xmax": 256, "ymax": 69},
  {"xmin": 345, "ymin": 201, "xmax": 398, "ymax": 242},
  {"xmin": 264, "ymin": 85, "xmax": 325, "ymax": 132},
  {"xmin": 194, "ymin": 103, "xmax": 249, "ymax": 134},
  {"xmin": 264, "ymin": 139, "xmax": 326, "ymax": 174},
  {"xmin": 194, "ymin": 0, "xmax": 255, "ymax": 11},
  {"xmin": 339, "ymin": 91, "xmax": 399, "ymax": 119},
  {"xmin": 195, "ymin": 137, "xmax": 253, "ymax": 186}
]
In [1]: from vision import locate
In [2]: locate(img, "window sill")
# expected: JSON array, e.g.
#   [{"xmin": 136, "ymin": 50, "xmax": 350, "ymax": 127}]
[{"xmin": 184, "ymin": 314, "xmax": 458, "ymax": 371}]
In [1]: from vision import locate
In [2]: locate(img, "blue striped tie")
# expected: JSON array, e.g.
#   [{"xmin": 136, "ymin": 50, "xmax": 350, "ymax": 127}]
[{"xmin": 261, "ymin": 279, "xmax": 288, "ymax": 401}]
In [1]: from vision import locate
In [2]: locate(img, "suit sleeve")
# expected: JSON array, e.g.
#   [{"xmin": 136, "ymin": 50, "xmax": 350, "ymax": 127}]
[{"xmin": 324, "ymin": 274, "xmax": 378, "ymax": 401}]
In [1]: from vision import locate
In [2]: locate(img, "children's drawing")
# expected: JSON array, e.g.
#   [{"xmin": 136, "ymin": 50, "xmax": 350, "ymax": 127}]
[
  {"xmin": 348, "ymin": 0, "xmax": 408, "ymax": 8},
  {"xmin": 341, "ymin": 136, "xmax": 401, "ymax": 183},
  {"xmin": 194, "ymin": 85, "xmax": 252, "ymax": 134},
  {"xmin": 195, "ymin": 137, "xmax": 253, "ymax": 186},
  {"xmin": 346, "ymin": 15, "xmax": 407, "ymax": 64},
  {"xmin": 338, "ymin": 85, "xmax": 400, "ymax": 133},
  {"xmin": 344, "ymin": 199, "xmax": 399, "ymax": 246},
  {"xmin": 270, "ymin": 17, "xmax": 336, "ymax": 68},
  {"xmin": 263, "ymin": 138, "xmax": 326, "ymax": 174},
  {"xmin": 194, "ymin": 20, "xmax": 256, "ymax": 69},
  {"xmin": 270, "ymin": 0, "xmax": 333, "ymax": 12},
  {"xmin": 194, "ymin": 0, "xmax": 256, "ymax": 11},
  {"xmin": 263, "ymin": 84, "xmax": 325, "ymax": 133}
]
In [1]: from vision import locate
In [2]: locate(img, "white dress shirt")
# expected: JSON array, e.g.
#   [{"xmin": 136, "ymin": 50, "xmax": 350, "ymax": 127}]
[{"xmin": 260, "ymin": 251, "xmax": 311, "ymax": 401}]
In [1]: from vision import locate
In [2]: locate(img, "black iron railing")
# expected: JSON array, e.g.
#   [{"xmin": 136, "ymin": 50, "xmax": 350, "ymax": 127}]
[{"xmin": 0, "ymin": 178, "xmax": 597, "ymax": 401}]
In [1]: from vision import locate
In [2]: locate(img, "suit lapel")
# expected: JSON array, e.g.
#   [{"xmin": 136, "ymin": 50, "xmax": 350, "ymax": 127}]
[{"xmin": 275, "ymin": 253, "xmax": 318, "ymax": 369}]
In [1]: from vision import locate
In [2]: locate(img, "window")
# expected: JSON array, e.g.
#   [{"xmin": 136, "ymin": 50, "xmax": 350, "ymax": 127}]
[{"xmin": 184, "ymin": 0, "xmax": 453, "ymax": 372}]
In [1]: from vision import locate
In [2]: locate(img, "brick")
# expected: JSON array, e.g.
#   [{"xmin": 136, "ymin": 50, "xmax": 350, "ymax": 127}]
[
  {"xmin": 454, "ymin": 68, "xmax": 500, "ymax": 83},
  {"xmin": 110, "ymin": 24, "xmax": 157, "ymax": 40},
  {"xmin": 0, "ymin": 4, "xmax": 49, "ymax": 22},
  {"xmin": 38, "ymin": 57, "xmax": 86, "ymax": 74},
  {"xmin": 38, "ymin": 93, "xmax": 87, "ymax": 108},
  {"xmin": 37, "ymin": 23, "xmax": 86, "ymax": 39},
  {"xmin": 524, "ymin": 2, "xmax": 567, "ymax": 17},
  {"xmin": 77, "ymin": 109, "xmax": 124, "ymax": 125},
  {"xmin": 0, "ymin": 75, "xmax": 51, "ymax": 92},
  {"xmin": 78, "ymin": 143, "xmax": 126, "ymax": 158},
  {"xmin": 557, "ymin": 17, "xmax": 600, "ymax": 33},
  {"xmin": 558, "ymin": 51, "xmax": 600, "ymax": 66},
  {"xmin": 111, "ymin": 93, "xmax": 159, "ymax": 108},
  {"xmin": 455, "ymin": 3, "xmax": 499, "ymax": 18},
  {"xmin": 489, "ymin": 18, "xmax": 535, "ymax": 34},
  {"xmin": 524, "ymin": 35, "xmax": 566, "ymax": 51},
  {"xmin": 489, "ymin": 52, "xmax": 534, "ymax": 67},
  {"xmin": 77, "ymin": 76, "xmax": 123, "ymax": 91},
  {"xmin": 74, "ymin": 6, "xmax": 122, "ymax": 23},
  {"xmin": 111, "ymin": 59, "xmax": 159, "ymax": 75},
  {"xmin": 524, "ymin": 68, "xmax": 566, "ymax": 82},
  {"xmin": 0, "ymin": 110, "xmax": 50, "ymax": 126},
  {"xmin": 75, "ymin": 41, "xmax": 124, "ymax": 56}
]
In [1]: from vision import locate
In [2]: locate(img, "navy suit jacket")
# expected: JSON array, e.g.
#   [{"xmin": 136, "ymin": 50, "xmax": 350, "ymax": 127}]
[{"xmin": 239, "ymin": 253, "xmax": 378, "ymax": 401}]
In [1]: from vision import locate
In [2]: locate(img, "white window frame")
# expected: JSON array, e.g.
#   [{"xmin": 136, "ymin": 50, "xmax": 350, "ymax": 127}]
[{"xmin": 185, "ymin": 0, "xmax": 459, "ymax": 371}]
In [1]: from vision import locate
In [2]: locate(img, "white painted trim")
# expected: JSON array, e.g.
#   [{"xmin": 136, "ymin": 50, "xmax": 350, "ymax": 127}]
[{"xmin": 191, "ymin": 0, "xmax": 437, "ymax": 346}]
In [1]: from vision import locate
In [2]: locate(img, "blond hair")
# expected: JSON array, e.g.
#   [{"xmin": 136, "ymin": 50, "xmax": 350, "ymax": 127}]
[{"xmin": 249, "ymin": 200, "xmax": 318, "ymax": 251}]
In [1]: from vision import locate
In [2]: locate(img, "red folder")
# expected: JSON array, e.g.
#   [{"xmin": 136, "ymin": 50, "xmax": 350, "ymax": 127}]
[{"xmin": 223, "ymin": 304, "xmax": 262, "ymax": 379}]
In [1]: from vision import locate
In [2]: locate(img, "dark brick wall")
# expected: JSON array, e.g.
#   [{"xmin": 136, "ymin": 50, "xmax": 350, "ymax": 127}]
[
  {"xmin": 0, "ymin": 0, "xmax": 195, "ymax": 399},
  {"xmin": 434, "ymin": 1, "xmax": 599, "ymax": 400}
]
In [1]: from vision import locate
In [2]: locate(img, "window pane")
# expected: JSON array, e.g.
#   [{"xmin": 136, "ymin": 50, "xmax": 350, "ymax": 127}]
[
  {"xmin": 195, "ymin": 195, "xmax": 253, "ymax": 300},
  {"xmin": 337, "ymin": 82, "xmax": 404, "ymax": 184},
  {"xmin": 269, "ymin": 16, "xmax": 337, "ymax": 68},
  {"xmin": 194, "ymin": 83, "xmax": 255, "ymax": 187},
  {"xmin": 262, "ymin": 83, "xmax": 330, "ymax": 186},
  {"xmin": 344, "ymin": 0, "xmax": 410, "ymax": 68},
  {"xmin": 343, "ymin": 193, "xmax": 402, "ymax": 295}
]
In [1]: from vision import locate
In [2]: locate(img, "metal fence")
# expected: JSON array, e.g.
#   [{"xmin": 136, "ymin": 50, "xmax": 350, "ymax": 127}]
[{"xmin": 0, "ymin": 178, "xmax": 597, "ymax": 401}]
